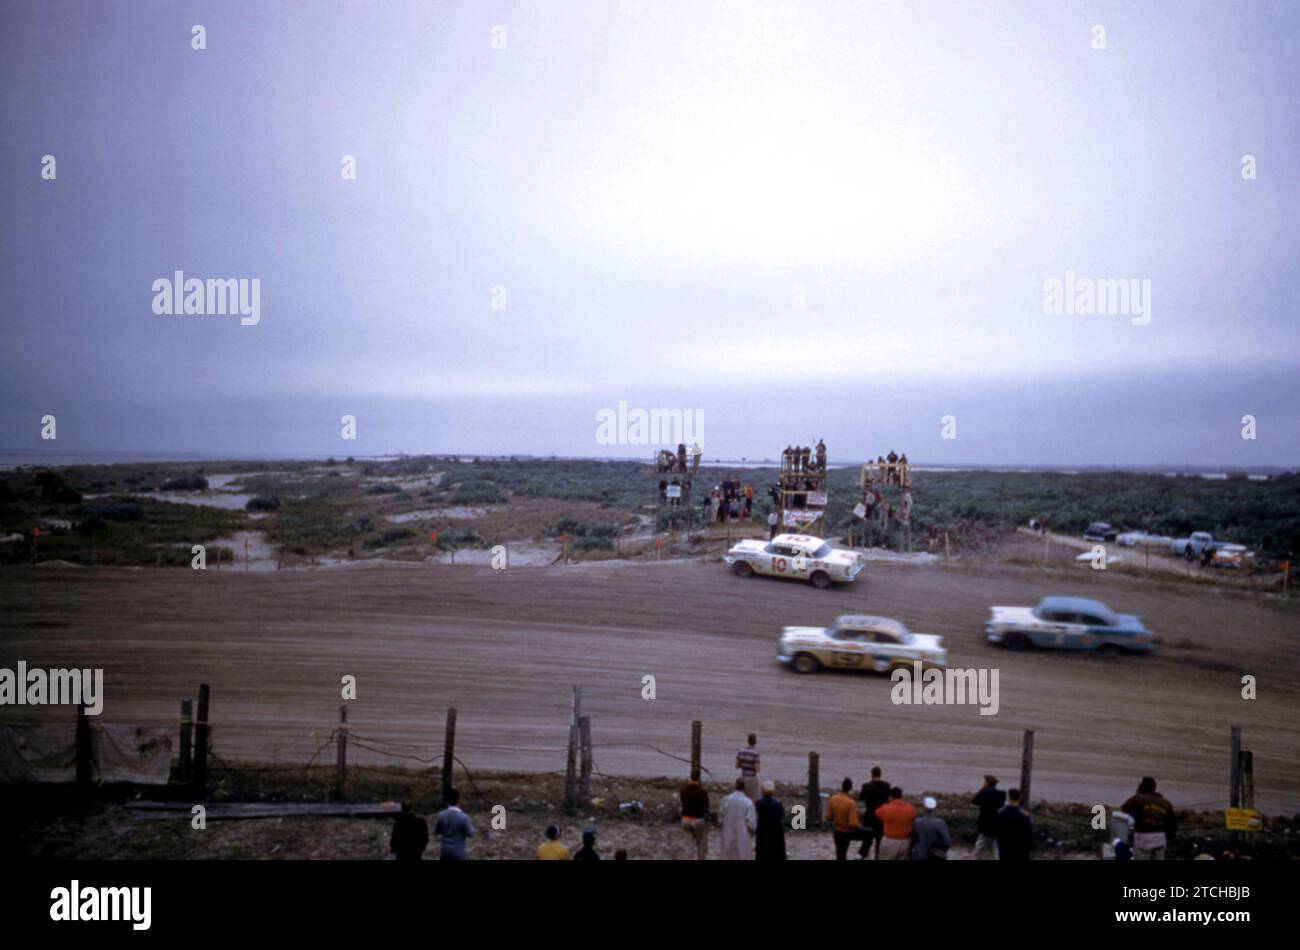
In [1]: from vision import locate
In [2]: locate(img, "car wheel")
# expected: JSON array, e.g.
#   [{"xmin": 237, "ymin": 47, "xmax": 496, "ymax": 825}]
[
  {"xmin": 1098, "ymin": 643, "xmax": 1124, "ymax": 657},
  {"xmin": 1005, "ymin": 632, "xmax": 1032, "ymax": 652},
  {"xmin": 732, "ymin": 560, "xmax": 754, "ymax": 577},
  {"xmin": 792, "ymin": 653, "xmax": 820, "ymax": 674},
  {"xmin": 810, "ymin": 570, "xmax": 832, "ymax": 589}
]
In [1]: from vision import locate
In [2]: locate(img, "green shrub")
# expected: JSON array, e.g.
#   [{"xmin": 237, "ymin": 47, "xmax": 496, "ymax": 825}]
[{"xmin": 162, "ymin": 476, "xmax": 209, "ymax": 491}]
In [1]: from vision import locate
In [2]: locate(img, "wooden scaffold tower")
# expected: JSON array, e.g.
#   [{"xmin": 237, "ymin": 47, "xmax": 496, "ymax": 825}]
[
  {"xmin": 857, "ymin": 449, "xmax": 914, "ymax": 551},
  {"xmin": 652, "ymin": 441, "xmax": 701, "ymax": 514},
  {"xmin": 776, "ymin": 439, "xmax": 829, "ymax": 537}
]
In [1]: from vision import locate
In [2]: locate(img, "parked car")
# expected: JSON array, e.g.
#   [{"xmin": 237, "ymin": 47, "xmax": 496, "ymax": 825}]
[
  {"xmin": 1210, "ymin": 543, "xmax": 1253, "ymax": 569},
  {"xmin": 985, "ymin": 596, "xmax": 1154, "ymax": 654},
  {"xmin": 725, "ymin": 533, "xmax": 862, "ymax": 589},
  {"xmin": 1117, "ymin": 529, "xmax": 1174, "ymax": 549},
  {"xmin": 1170, "ymin": 532, "xmax": 1218, "ymax": 557},
  {"xmin": 1082, "ymin": 522, "xmax": 1117, "ymax": 543},
  {"xmin": 778, "ymin": 615, "xmax": 946, "ymax": 674}
]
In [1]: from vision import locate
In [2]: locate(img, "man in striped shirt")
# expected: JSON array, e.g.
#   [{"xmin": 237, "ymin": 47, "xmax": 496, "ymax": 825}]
[{"xmin": 736, "ymin": 733, "xmax": 761, "ymax": 800}]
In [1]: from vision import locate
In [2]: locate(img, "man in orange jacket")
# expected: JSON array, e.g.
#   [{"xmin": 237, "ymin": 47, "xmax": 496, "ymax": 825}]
[
  {"xmin": 825, "ymin": 777, "xmax": 861, "ymax": 861},
  {"xmin": 875, "ymin": 787, "xmax": 917, "ymax": 860}
]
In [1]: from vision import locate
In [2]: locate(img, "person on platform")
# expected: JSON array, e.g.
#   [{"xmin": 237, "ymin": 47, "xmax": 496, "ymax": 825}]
[
  {"xmin": 815, "ymin": 438, "xmax": 826, "ymax": 472},
  {"xmin": 735, "ymin": 733, "xmax": 761, "ymax": 800}
]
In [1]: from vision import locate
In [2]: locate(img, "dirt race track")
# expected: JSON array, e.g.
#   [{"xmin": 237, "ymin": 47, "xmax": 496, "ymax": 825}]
[{"xmin": 2, "ymin": 558, "xmax": 1298, "ymax": 813}]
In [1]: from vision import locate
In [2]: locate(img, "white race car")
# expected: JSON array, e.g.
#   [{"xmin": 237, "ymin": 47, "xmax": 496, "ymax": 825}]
[
  {"xmin": 778, "ymin": 615, "xmax": 947, "ymax": 674},
  {"xmin": 724, "ymin": 533, "xmax": 862, "ymax": 589}
]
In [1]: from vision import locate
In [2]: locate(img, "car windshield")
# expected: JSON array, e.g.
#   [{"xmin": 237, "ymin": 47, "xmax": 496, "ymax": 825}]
[{"xmin": 810, "ymin": 542, "xmax": 832, "ymax": 558}]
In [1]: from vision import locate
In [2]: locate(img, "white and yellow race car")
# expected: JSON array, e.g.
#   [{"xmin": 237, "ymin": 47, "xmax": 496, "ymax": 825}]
[
  {"xmin": 724, "ymin": 533, "xmax": 862, "ymax": 589},
  {"xmin": 778, "ymin": 615, "xmax": 947, "ymax": 675}
]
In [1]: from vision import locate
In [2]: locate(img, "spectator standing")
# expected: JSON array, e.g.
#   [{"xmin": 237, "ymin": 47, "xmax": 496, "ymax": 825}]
[
  {"xmin": 390, "ymin": 801, "xmax": 428, "ymax": 861},
  {"xmin": 857, "ymin": 767, "xmax": 892, "ymax": 858},
  {"xmin": 1120, "ymin": 776, "xmax": 1178, "ymax": 860},
  {"xmin": 719, "ymin": 778, "xmax": 758, "ymax": 859},
  {"xmin": 825, "ymin": 777, "xmax": 861, "ymax": 861},
  {"xmin": 994, "ymin": 788, "xmax": 1034, "ymax": 861},
  {"xmin": 735, "ymin": 733, "xmax": 761, "ymax": 800},
  {"xmin": 573, "ymin": 827, "xmax": 601, "ymax": 861},
  {"xmin": 874, "ymin": 787, "xmax": 916, "ymax": 860},
  {"xmin": 537, "ymin": 824, "xmax": 571, "ymax": 860},
  {"xmin": 971, "ymin": 774, "xmax": 1006, "ymax": 859},
  {"xmin": 754, "ymin": 781, "xmax": 787, "ymax": 861},
  {"xmin": 910, "ymin": 797, "xmax": 951, "ymax": 860},
  {"xmin": 432, "ymin": 788, "xmax": 476, "ymax": 861},
  {"xmin": 680, "ymin": 769, "xmax": 710, "ymax": 861},
  {"xmin": 768, "ymin": 509, "xmax": 778, "ymax": 539}
]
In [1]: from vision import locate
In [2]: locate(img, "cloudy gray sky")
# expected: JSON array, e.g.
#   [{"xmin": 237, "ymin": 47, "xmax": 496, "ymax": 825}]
[{"xmin": 2, "ymin": 1, "xmax": 1297, "ymax": 465}]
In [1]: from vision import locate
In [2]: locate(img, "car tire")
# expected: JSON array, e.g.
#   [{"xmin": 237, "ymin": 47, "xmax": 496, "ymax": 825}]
[
  {"xmin": 810, "ymin": 570, "xmax": 832, "ymax": 589},
  {"xmin": 792, "ymin": 652, "xmax": 820, "ymax": 674},
  {"xmin": 1004, "ymin": 632, "xmax": 1032, "ymax": 652},
  {"xmin": 1098, "ymin": 643, "xmax": 1124, "ymax": 657},
  {"xmin": 732, "ymin": 561, "xmax": 754, "ymax": 577}
]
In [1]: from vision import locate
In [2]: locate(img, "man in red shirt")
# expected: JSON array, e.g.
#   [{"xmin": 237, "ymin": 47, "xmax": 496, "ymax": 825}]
[{"xmin": 874, "ymin": 787, "xmax": 916, "ymax": 860}]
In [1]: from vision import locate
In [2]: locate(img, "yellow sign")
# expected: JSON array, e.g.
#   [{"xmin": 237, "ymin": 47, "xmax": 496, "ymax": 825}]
[{"xmin": 1225, "ymin": 807, "xmax": 1262, "ymax": 831}]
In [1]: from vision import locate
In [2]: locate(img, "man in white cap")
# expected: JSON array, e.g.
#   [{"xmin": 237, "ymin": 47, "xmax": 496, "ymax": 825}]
[{"xmin": 910, "ymin": 796, "xmax": 951, "ymax": 861}]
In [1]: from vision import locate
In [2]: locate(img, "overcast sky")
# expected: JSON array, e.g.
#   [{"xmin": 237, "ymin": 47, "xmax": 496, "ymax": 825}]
[{"xmin": 2, "ymin": 1, "xmax": 1297, "ymax": 466}]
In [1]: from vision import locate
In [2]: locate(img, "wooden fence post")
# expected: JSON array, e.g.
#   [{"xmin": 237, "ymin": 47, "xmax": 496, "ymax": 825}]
[
  {"xmin": 807, "ymin": 752, "xmax": 820, "ymax": 828},
  {"xmin": 178, "ymin": 699, "xmax": 193, "ymax": 784},
  {"xmin": 441, "ymin": 707, "xmax": 457, "ymax": 805},
  {"xmin": 75, "ymin": 702, "xmax": 92, "ymax": 790},
  {"xmin": 1229, "ymin": 725, "xmax": 1241, "ymax": 808},
  {"xmin": 578, "ymin": 715, "xmax": 593, "ymax": 811},
  {"xmin": 335, "ymin": 705, "xmax": 348, "ymax": 802},
  {"xmin": 564, "ymin": 687, "xmax": 581, "ymax": 812},
  {"xmin": 1020, "ymin": 729, "xmax": 1034, "ymax": 810},
  {"xmin": 192, "ymin": 684, "xmax": 210, "ymax": 794},
  {"xmin": 690, "ymin": 720, "xmax": 702, "ymax": 776}
]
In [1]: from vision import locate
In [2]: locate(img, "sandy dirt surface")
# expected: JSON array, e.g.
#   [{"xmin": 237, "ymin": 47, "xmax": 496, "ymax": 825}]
[{"xmin": 1, "ymin": 558, "xmax": 1297, "ymax": 814}]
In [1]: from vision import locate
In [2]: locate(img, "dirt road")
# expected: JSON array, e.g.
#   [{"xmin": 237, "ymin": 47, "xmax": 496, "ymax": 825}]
[{"xmin": 2, "ymin": 558, "xmax": 1297, "ymax": 813}]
